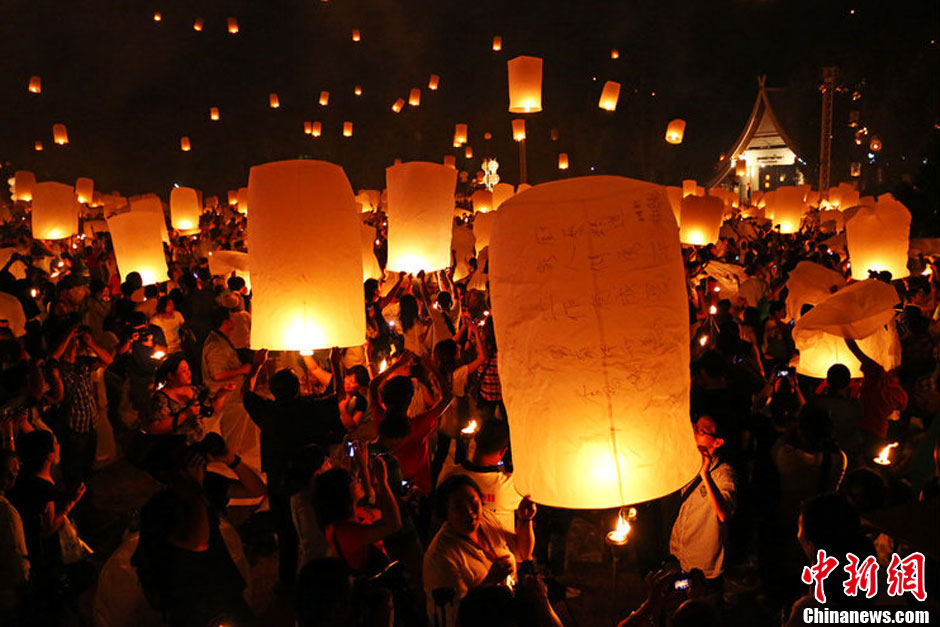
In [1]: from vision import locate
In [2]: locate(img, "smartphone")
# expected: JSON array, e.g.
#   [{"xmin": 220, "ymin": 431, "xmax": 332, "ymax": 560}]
[
  {"xmin": 674, "ymin": 578, "xmax": 690, "ymax": 591},
  {"xmin": 778, "ymin": 368, "xmax": 790, "ymax": 377}
]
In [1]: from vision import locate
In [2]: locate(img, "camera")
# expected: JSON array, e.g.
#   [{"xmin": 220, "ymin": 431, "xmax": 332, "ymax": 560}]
[
  {"xmin": 674, "ymin": 577, "xmax": 690, "ymax": 591},
  {"xmin": 777, "ymin": 368, "xmax": 790, "ymax": 377},
  {"xmin": 195, "ymin": 389, "xmax": 214, "ymax": 417}
]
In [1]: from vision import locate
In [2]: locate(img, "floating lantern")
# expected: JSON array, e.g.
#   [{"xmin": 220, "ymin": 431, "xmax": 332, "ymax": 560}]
[
  {"xmin": 227, "ymin": 190, "xmax": 238, "ymax": 206},
  {"xmin": 351, "ymin": 29, "xmax": 360, "ymax": 41},
  {"xmin": 0, "ymin": 293, "xmax": 27, "ymax": 338},
  {"xmin": 303, "ymin": 121, "xmax": 312, "ymax": 135},
  {"xmin": 408, "ymin": 88, "xmax": 421, "ymax": 106},
  {"xmin": 28, "ymin": 76, "xmax": 41, "ymax": 94},
  {"xmin": 34, "ymin": 141, "xmax": 43, "ymax": 152},
  {"xmin": 107, "ymin": 211, "xmax": 168, "ymax": 285},
  {"xmin": 428, "ymin": 74, "xmax": 440, "ymax": 90},
  {"xmin": 492, "ymin": 36, "xmax": 502, "ymax": 51},
  {"xmin": 52, "ymin": 124, "xmax": 68, "ymax": 145},
  {"xmin": 507, "ymin": 56, "xmax": 542, "ymax": 113},
  {"xmin": 681, "ymin": 179, "xmax": 697, "ymax": 198},
  {"xmin": 793, "ymin": 315, "xmax": 900, "ymax": 379},
  {"xmin": 443, "ymin": 155, "xmax": 456, "ymax": 169},
  {"xmin": 31, "ymin": 182, "xmax": 79, "ymax": 240},
  {"xmin": 13, "ymin": 171, "xmax": 35, "ymax": 202},
  {"xmin": 512, "ymin": 119, "xmax": 526, "ymax": 141},
  {"xmin": 845, "ymin": 197, "xmax": 911, "ymax": 280},
  {"xmin": 312, "ymin": 121, "xmax": 322, "ymax": 137},
  {"xmin": 850, "ymin": 162, "xmax": 861, "ymax": 177},
  {"xmin": 129, "ymin": 195, "xmax": 170, "ymax": 243},
  {"xmin": 343, "ymin": 122, "xmax": 353, "ymax": 137},
  {"xmin": 354, "ymin": 85, "xmax": 362, "ymax": 96},
  {"xmin": 170, "ymin": 186, "xmax": 201, "ymax": 234},
  {"xmin": 75, "ymin": 178, "xmax": 94, "ymax": 204},
  {"xmin": 492, "ymin": 183, "xmax": 514, "ymax": 210},
  {"xmin": 874, "ymin": 442, "xmax": 899, "ymax": 466},
  {"xmin": 484, "ymin": 132, "xmax": 493, "ymax": 140},
  {"xmin": 269, "ymin": 93, "xmax": 280, "ymax": 108},
  {"xmin": 558, "ymin": 153, "xmax": 569, "ymax": 170},
  {"xmin": 869, "ymin": 136, "xmax": 882, "ymax": 152},
  {"xmin": 785, "ymin": 261, "xmax": 846, "ymax": 322},
  {"xmin": 772, "ymin": 186, "xmax": 806, "ymax": 234},
  {"xmin": 598, "ymin": 81, "xmax": 620, "ymax": 111},
  {"xmin": 464, "ymin": 146, "xmax": 473, "ymax": 159},
  {"xmin": 454, "ymin": 123, "xmax": 468, "ymax": 145},
  {"xmin": 610, "ymin": 48, "xmax": 619, "ymax": 59},
  {"xmin": 247, "ymin": 160, "xmax": 366, "ymax": 350},
  {"xmin": 665, "ymin": 187, "xmax": 682, "ymax": 223},
  {"xmin": 385, "ymin": 162, "xmax": 457, "ymax": 274},
  {"xmin": 471, "ymin": 189, "xmax": 494, "ymax": 214},
  {"xmin": 319, "ymin": 91, "xmax": 330, "ymax": 106},
  {"xmin": 735, "ymin": 159, "xmax": 747, "ymax": 177},
  {"xmin": 665, "ymin": 119, "xmax": 686, "ymax": 144},
  {"xmin": 362, "ymin": 224, "xmax": 381, "ymax": 280},
  {"xmin": 473, "ymin": 210, "xmax": 496, "ymax": 253},
  {"xmin": 236, "ymin": 187, "xmax": 248, "ymax": 215},
  {"xmin": 153, "ymin": 12, "xmax": 161, "ymax": 22},
  {"xmin": 488, "ymin": 176, "xmax": 698, "ymax": 508},
  {"xmin": 210, "ymin": 107, "xmax": 220, "ymax": 121},
  {"xmin": 550, "ymin": 128, "xmax": 559, "ymax": 141},
  {"xmin": 679, "ymin": 195, "xmax": 723, "ymax": 246},
  {"xmin": 193, "ymin": 18, "xmax": 203, "ymax": 31},
  {"xmin": 461, "ymin": 420, "xmax": 479, "ymax": 436},
  {"xmin": 180, "ymin": 136, "xmax": 191, "ymax": 151},
  {"xmin": 208, "ymin": 250, "xmax": 250, "ymax": 291},
  {"xmin": 391, "ymin": 98, "xmax": 404, "ymax": 113},
  {"xmin": 227, "ymin": 17, "xmax": 238, "ymax": 34}
]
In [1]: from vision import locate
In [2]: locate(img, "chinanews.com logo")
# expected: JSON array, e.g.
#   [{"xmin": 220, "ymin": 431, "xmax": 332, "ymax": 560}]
[{"xmin": 800, "ymin": 550, "xmax": 931, "ymax": 624}]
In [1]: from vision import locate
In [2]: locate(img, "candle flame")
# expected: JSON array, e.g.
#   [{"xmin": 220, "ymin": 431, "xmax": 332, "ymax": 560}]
[
  {"xmin": 30, "ymin": 288, "xmax": 38, "ymax": 298},
  {"xmin": 873, "ymin": 442, "xmax": 899, "ymax": 466},
  {"xmin": 923, "ymin": 267, "xmax": 933, "ymax": 277},
  {"xmin": 606, "ymin": 507, "xmax": 637, "ymax": 545},
  {"xmin": 379, "ymin": 359, "xmax": 388, "ymax": 373},
  {"xmin": 461, "ymin": 419, "xmax": 479, "ymax": 435},
  {"xmin": 709, "ymin": 305, "xmax": 717, "ymax": 315},
  {"xmin": 699, "ymin": 335, "xmax": 708, "ymax": 347},
  {"xmin": 151, "ymin": 350, "xmax": 166, "ymax": 360},
  {"xmin": 713, "ymin": 286, "xmax": 721, "ymax": 293}
]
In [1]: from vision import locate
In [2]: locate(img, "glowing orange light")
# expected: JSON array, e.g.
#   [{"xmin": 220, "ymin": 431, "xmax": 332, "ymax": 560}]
[
  {"xmin": 461, "ymin": 420, "xmax": 479, "ymax": 435},
  {"xmin": 606, "ymin": 507, "xmax": 637, "ymax": 545},
  {"xmin": 873, "ymin": 442, "xmax": 899, "ymax": 466},
  {"xmin": 153, "ymin": 12, "xmax": 162, "ymax": 22},
  {"xmin": 193, "ymin": 18, "xmax": 203, "ymax": 31},
  {"xmin": 227, "ymin": 17, "xmax": 239, "ymax": 34},
  {"xmin": 209, "ymin": 107, "xmax": 220, "ymax": 121},
  {"xmin": 379, "ymin": 359, "xmax": 388, "ymax": 373},
  {"xmin": 699, "ymin": 335, "xmax": 708, "ymax": 347}
]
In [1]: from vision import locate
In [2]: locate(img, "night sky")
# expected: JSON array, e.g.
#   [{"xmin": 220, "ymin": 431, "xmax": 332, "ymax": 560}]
[{"xmin": 1, "ymin": 0, "xmax": 937, "ymax": 200}]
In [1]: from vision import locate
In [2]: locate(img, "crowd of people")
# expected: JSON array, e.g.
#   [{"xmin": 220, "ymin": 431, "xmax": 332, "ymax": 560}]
[{"xmin": 0, "ymin": 189, "xmax": 937, "ymax": 627}]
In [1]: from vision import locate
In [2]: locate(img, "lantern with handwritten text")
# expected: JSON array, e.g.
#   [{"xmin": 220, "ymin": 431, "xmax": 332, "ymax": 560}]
[{"xmin": 386, "ymin": 162, "xmax": 457, "ymax": 274}]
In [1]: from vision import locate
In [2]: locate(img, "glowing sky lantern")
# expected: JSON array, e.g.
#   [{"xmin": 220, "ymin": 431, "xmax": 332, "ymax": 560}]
[
  {"xmin": 795, "ymin": 325, "xmax": 900, "ymax": 378},
  {"xmin": 107, "ymin": 211, "xmax": 169, "ymax": 285},
  {"xmin": 52, "ymin": 124, "xmax": 68, "ymax": 145},
  {"xmin": 354, "ymin": 85, "xmax": 362, "ymax": 96},
  {"xmin": 665, "ymin": 186, "xmax": 682, "ymax": 223},
  {"xmin": 472, "ymin": 210, "xmax": 496, "ymax": 254},
  {"xmin": 492, "ymin": 182, "xmax": 515, "ymax": 210},
  {"xmin": 869, "ymin": 136, "xmax": 882, "ymax": 152},
  {"xmin": 153, "ymin": 12, "xmax": 161, "ymax": 22},
  {"xmin": 665, "ymin": 119, "xmax": 686, "ymax": 144},
  {"xmin": 34, "ymin": 142, "xmax": 43, "ymax": 152},
  {"xmin": 408, "ymin": 88, "xmax": 421, "ymax": 106},
  {"xmin": 227, "ymin": 17, "xmax": 238, "ymax": 34},
  {"xmin": 385, "ymin": 161, "xmax": 457, "ymax": 274},
  {"xmin": 443, "ymin": 155, "xmax": 456, "ymax": 169},
  {"xmin": 361, "ymin": 224, "xmax": 382, "ymax": 280},
  {"xmin": 319, "ymin": 91, "xmax": 330, "ymax": 106},
  {"xmin": 28, "ymin": 76, "xmax": 41, "ymax": 93},
  {"xmin": 772, "ymin": 186, "xmax": 806, "ymax": 234},
  {"xmin": 488, "ymin": 176, "xmax": 698, "ymax": 508},
  {"xmin": 735, "ymin": 159, "xmax": 747, "ymax": 177},
  {"xmin": 470, "ymin": 189, "xmax": 493, "ymax": 213},
  {"xmin": 193, "ymin": 18, "xmax": 203, "ymax": 31},
  {"xmin": 512, "ymin": 119, "xmax": 526, "ymax": 141},
  {"xmin": 31, "ymin": 182, "xmax": 79, "ymax": 240},
  {"xmin": 236, "ymin": 187, "xmax": 249, "ymax": 215},
  {"xmin": 343, "ymin": 122, "xmax": 353, "ymax": 137},
  {"xmin": 391, "ymin": 98, "xmax": 404, "ymax": 113},
  {"xmin": 845, "ymin": 197, "xmax": 911, "ymax": 280},
  {"xmin": 428, "ymin": 74, "xmax": 440, "ymax": 90},
  {"xmin": 558, "ymin": 153, "xmax": 569, "ymax": 170},
  {"xmin": 208, "ymin": 250, "xmax": 250, "ymax": 292},
  {"xmin": 462, "ymin": 146, "xmax": 472, "ymax": 159},
  {"xmin": 454, "ymin": 123, "xmax": 468, "ymax": 145},
  {"xmin": 785, "ymin": 260, "xmax": 847, "ymax": 322},
  {"xmin": 170, "ymin": 186, "xmax": 201, "ymax": 234},
  {"xmin": 303, "ymin": 121, "xmax": 312, "ymax": 135},
  {"xmin": 598, "ymin": 81, "xmax": 621, "ymax": 111},
  {"xmin": 492, "ymin": 36, "xmax": 502, "ymax": 51},
  {"xmin": 681, "ymin": 179, "xmax": 697, "ymax": 198},
  {"xmin": 0, "ymin": 293, "xmax": 27, "ymax": 338},
  {"xmin": 227, "ymin": 190, "xmax": 238, "ymax": 206},
  {"xmin": 247, "ymin": 160, "xmax": 365, "ymax": 351},
  {"xmin": 210, "ymin": 107, "xmax": 220, "ymax": 121},
  {"xmin": 351, "ymin": 29, "xmax": 360, "ymax": 41},
  {"xmin": 311, "ymin": 121, "xmax": 322, "ymax": 137},
  {"xmin": 180, "ymin": 136, "xmax": 191, "ymax": 151},
  {"xmin": 610, "ymin": 48, "xmax": 619, "ymax": 59},
  {"xmin": 13, "ymin": 171, "xmax": 35, "ymax": 202},
  {"xmin": 269, "ymin": 93, "xmax": 280, "ymax": 108},
  {"xmin": 129, "ymin": 195, "xmax": 170, "ymax": 243},
  {"xmin": 507, "ymin": 56, "xmax": 542, "ymax": 113},
  {"xmin": 75, "ymin": 177, "xmax": 94, "ymax": 204},
  {"xmin": 679, "ymin": 195, "xmax": 723, "ymax": 246}
]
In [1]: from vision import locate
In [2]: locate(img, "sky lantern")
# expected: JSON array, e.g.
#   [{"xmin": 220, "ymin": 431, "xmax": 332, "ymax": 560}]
[
  {"xmin": 354, "ymin": 85, "xmax": 362, "ymax": 96},
  {"xmin": 361, "ymin": 224, "xmax": 381, "ymax": 280},
  {"xmin": 492, "ymin": 182, "xmax": 514, "ymax": 210},
  {"xmin": 351, "ymin": 29, "xmax": 360, "ymax": 41},
  {"xmin": 180, "ymin": 136, "xmax": 191, "ymax": 151},
  {"xmin": 34, "ymin": 141, "xmax": 43, "ymax": 152},
  {"xmin": 507, "ymin": 55, "xmax": 542, "ymax": 113},
  {"xmin": 869, "ymin": 136, "xmax": 882, "ymax": 152},
  {"xmin": 153, "ymin": 12, "xmax": 161, "ymax": 22},
  {"xmin": 312, "ymin": 121, "xmax": 322, "ymax": 137},
  {"xmin": 107, "ymin": 211, "xmax": 168, "ymax": 285},
  {"xmin": 13, "ymin": 171, "xmax": 35, "ymax": 202},
  {"xmin": 52, "ymin": 124, "xmax": 68, "ymax": 145},
  {"xmin": 492, "ymin": 36, "xmax": 502, "ymax": 51},
  {"xmin": 31, "ymin": 182, "xmax": 79, "ymax": 240},
  {"xmin": 443, "ymin": 155, "xmax": 456, "ymax": 169},
  {"xmin": 408, "ymin": 88, "xmax": 421, "ymax": 106},
  {"xmin": 193, "ymin": 18, "xmax": 203, "ymax": 31},
  {"xmin": 454, "ymin": 123, "xmax": 468, "ymax": 145},
  {"xmin": 488, "ymin": 176, "xmax": 698, "ymax": 508},
  {"xmin": 451, "ymin": 223, "xmax": 476, "ymax": 280},
  {"xmin": 227, "ymin": 190, "xmax": 238, "ymax": 206},
  {"xmin": 665, "ymin": 119, "xmax": 686, "ymax": 144},
  {"xmin": 471, "ymin": 189, "xmax": 494, "ymax": 213},
  {"xmin": 210, "ymin": 107, "xmax": 220, "ymax": 120},
  {"xmin": 170, "ymin": 186, "xmax": 201, "ymax": 233},
  {"xmin": 129, "ymin": 195, "xmax": 170, "ymax": 243},
  {"xmin": 558, "ymin": 153, "xmax": 569, "ymax": 170},
  {"xmin": 735, "ymin": 159, "xmax": 747, "ymax": 177},
  {"xmin": 303, "ymin": 121, "xmax": 312, "ymax": 135},
  {"xmin": 236, "ymin": 187, "xmax": 248, "ymax": 215},
  {"xmin": 208, "ymin": 250, "xmax": 250, "ymax": 291},
  {"xmin": 679, "ymin": 195, "xmax": 723, "ymax": 246},
  {"xmin": 391, "ymin": 98, "xmax": 404, "ymax": 113},
  {"xmin": 385, "ymin": 161, "xmax": 457, "ymax": 274},
  {"xmin": 464, "ymin": 146, "xmax": 473, "ymax": 159},
  {"xmin": 75, "ymin": 177, "xmax": 94, "ymax": 204},
  {"xmin": 665, "ymin": 186, "xmax": 682, "ymax": 223},
  {"xmin": 319, "ymin": 91, "xmax": 330, "ymax": 106},
  {"xmin": 356, "ymin": 189, "xmax": 381, "ymax": 212},
  {"xmin": 28, "ymin": 76, "xmax": 41, "ymax": 93},
  {"xmin": 512, "ymin": 119, "xmax": 526, "ymax": 141},
  {"xmin": 247, "ymin": 160, "xmax": 365, "ymax": 351},
  {"xmin": 681, "ymin": 179, "xmax": 697, "ymax": 198},
  {"xmin": 772, "ymin": 186, "xmax": 806, "ymax": 234},
  {"xmin": 610, "ymin": 48, "xmax": 619, "ymax": 59},
  {"xmin": 343, "ymin": 122, "xmax": 353, "ymax": 137},
  {"xmin": 845, "ymin": 197, "xmax": 911, "ymax": 280},
  {"xmin": 428, "ymin": 74, "xmax": 440, "ymax": 90},
  {"xmin": 227, "ymin": 17, "xmax": 238, "ymax": 34},
  {"xmin": 785, "ymin": 261, "xmax": 846, "ymax": 322},
  {"xmin": 598, "ymin": 81, "xmax": 620, "ymax": 111},
  {"xmin": 269, "ymin": 93, "xmax": 280, "ymax": 108},
  {"xmin": 472, "ymin": 210, "xmax": 496, "ymax": 254}
]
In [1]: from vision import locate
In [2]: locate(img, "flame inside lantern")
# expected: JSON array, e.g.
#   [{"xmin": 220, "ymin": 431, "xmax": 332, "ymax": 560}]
[
  {"xmin": 461, "ymin": 419, "xmax": 479, "ymax": 436},
  {"xmin": 709, "ymin": 305, "xmax": 717, "ymax": 315},
  {"xmin": 379, "ymin": 359, "xmax": 388, "ymax": 373},
  {"xmin": 699, "ymin": 335, "xmax": 709, "ymax": 347},
  {"xmin": 151, "ymin": 350, "xmax": 166, "ymax": 360},
  {"xmin": 873, "ymin": 442, "xmax": 899, "ymax": 466},
  {"xmin": 606, "ymin": 507, "xmax": 637, "ymax": 546}
]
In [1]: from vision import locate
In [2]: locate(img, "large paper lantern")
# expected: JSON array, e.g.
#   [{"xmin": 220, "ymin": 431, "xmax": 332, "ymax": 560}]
[
  {"xmin": 772, "ymin": 186, "xmax": 806, "ymax": 234},
  {"xmin": 227, "ymin": 17, "xmax": 239, "ymax": 34},
  {"xmin": 794, "ymin": 324, "xmax": 900, "ymax": 379},
  {"xmin": 28, "ymin": 76, "xmax": 41, "ymax": 93},
  {"xmin": 452, "ymin": 224, "xmax": 476, "ymax": 280},
  {"xmin": 408, "ymin": 89, "xmax": 421, "ymax": 106},
  {"xmin": 665, "ymin": 186, "xmax": 682, "ymax": 223},
  {"xmin": 679, "ymin": 195, "xmax": 723, "ymax": 246},
  {"xmin": 208, "ymin": 250, "xmax": 251, "ymax": 292},
  {"xmin": 356, "ymin": 190, "xmax": 381, "ymax": 212},
  {"xmin": 454, "ymin": 124, "xmax": 468, "ymax": 145},
  {"xmin": 464, "ymin": 146, "xmax": 473, "ymax": 159},
  {"xmin": 507, "ymin": 56, "xmax": 542, "ymax": 113},
  {"xmin": 210, "ymin": 107, "xmax": 220, "ymax": 121},
  {"xmin": 845, "ymin": 198, "xmax": 911, "ymax": 280},
  {"xmin": 473, "ymin": 210, "xmax": 496, "ymax": 253},
  {"xmin": 785, "ymin": 261, "xmax": 846, "ymax": 322},
  {"xmin": 53, "ymin": 124, "xmax": 68, "ymax": 145},
  {"xmin": 682, "ymin": 179, "xmax": 697, "ymax": 198},
  {"xmin": 319, "ymin": 91, "xmax": 330, "ymax": 106},
  {"xmin": 665, "ymin": 119, "xmax": 686, "ymax": 144},
  {"xmin": 471, "ymin": 189, "xmax": 493, "ymax": 213},
  {"xmin": 247, "ymin": 160, "xmax": 365, "ymax": 350},
  {"xmin": 428, "ymin": 74, "xmax": 440, "ymax": 90},
  {"xmin": 492, "ymin": 183, "xmax": 514, "ymax": 210},
  {"xmin": 512, "ymin": 119, "xmax": 526, "ymax": 141},
  {"xmin": 75, "ymin": 178, "xmax": 94, "ymax": 204},
  {"xmin": 793, "ymin": 279, "xmax": 899, "ymax": 340},
  {"xmin": 489, "ymin": 176, "xmax": 699, "ymax": 508},
  {"xmin": 0, "ymin": 293, "xmax": 27, "ymax": 338},
  {"xmin": 170, "ymin": 187, "xmax": 201, "ymax": 233},
  {"xmin": 385, "ymin": 162, "xmax": 457, "ymax": 274},
  {"xmin": 107, "ymin": 212, "xmax": 168, "ymax": 285},
  {"xmin": 129, "ymin": 195, "xmax": 170, "ymax": 243},
  {"xmin": 343, "ymin": 122, "xmax": 353, "ymax": 137},
  {"xmin": 268, "ymin": 93, "xmax": 280, "ymax": 109},
  {"xmin": 492, "ymin": 36, "xmax": 502, "ymax": 51},
  {"xmin": 31, "ymin": 182, "xmax": 79, "ymax": 240},
  {"xmin": 391, "ymin": 98, "xmax": 404, "ymax": 113},
  {"xmin": 558, "ymin": 153, "xmax": 569, "ymax": 170},
  {"xmin": 13, "ymin": 171, "xmax": 36, "ymax": 202},
  {"xmin": 227, "ymin": 190, "xmax": 238, "ymax": 206},
  {"xmin": 598, "ymin": 81, "xmax": 621, "ymax": 111},
  {"xmin": 236, "ymin": 187, "xmax": 249, "ymax": 215}
]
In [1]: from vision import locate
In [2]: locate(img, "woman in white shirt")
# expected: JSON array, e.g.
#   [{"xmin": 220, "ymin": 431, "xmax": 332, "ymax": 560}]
[{"xmin": 149, "ymin": 296, "xmax": 185, "ymax": 355}]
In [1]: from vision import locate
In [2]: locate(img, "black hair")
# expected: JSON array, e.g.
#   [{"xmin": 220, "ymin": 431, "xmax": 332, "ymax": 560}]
[
  {"xmin": 364, "ymin": 278, "xmax": 379, "ymax": 302},
  {"xmin": 209, "ymin": 305, "xmax": 232, "ymax": 330},
  {"xmin": 378, "ymin": 415, "xmax": 411, "ymax": 441},
  {"xmin": 144, "ymin": 284, "xmax": 160, "ymax": 300},
  {"xmin": 314, "ymin": 468, "xmax": 355, "ymax": 526},
  {"xmin": 399, "ymin": 294, "xmax": 419, "ymax": 332},
  {"xmin": 433, "ymin": 339, "xmax": 459, "ymax": 381},
  {"xmin": 270, "ymin": 368, "xmax": 300, "ymax": 401},
  {"xmin": 296, "ymin": 558, "xmax": 352, "ymax": 627},
  {"xmin": 475, "ymin": 419, "xmax": 510, "ymax": 455},
  {"xmin": 226, "ymin": 276, "xmax": 246, "ymax": 292},
  {"xmin": 380, "ymin": 376, "xmax": 414, "ymax": 416},
  {"xmin": 825, "ymin": 364, "xmax": 851, "ymax": 390},
  {"xmin": 284, "ymin": 444, "xmax": 327, "ymax": 495},
  {"xmin": 457, "ymin": 585, "xmax": 518, "ymax": 627},
  {"xmin": 156, "ymin": 295, "xmax": 172, "ymax": 314},
  {"xmin": 840, "ymin": 467, "xmax": 887, "ymax": 514},
  {"xmin": 435, "ymin": 474, "xmax": 483, "ymax": 520},
  {"xmin": 156, "ymin": 353, "xmax": 188, "ymax": 385},
  {"xmin": 17, "ymin": 429, "xmax": 56, "ymax": 475},
  {"xmin": 346, "ymin": 365, "xmax": 370, "ymax": 388}
]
